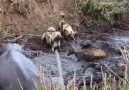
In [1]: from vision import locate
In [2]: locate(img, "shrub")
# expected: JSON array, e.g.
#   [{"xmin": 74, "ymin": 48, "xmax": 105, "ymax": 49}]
[{"xmin": 81, "ymin": 0, "xmax": 129, "ymax": 25}]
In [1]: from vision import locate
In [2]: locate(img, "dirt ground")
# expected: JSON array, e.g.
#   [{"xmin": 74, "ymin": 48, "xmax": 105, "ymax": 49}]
[
  {"xmin": 0, "ymin": 0, "xmax": 79, "ymax": 41},
  {"xmin": 0, "ymin": 0, "xmax": 129, "ymax": 50}
]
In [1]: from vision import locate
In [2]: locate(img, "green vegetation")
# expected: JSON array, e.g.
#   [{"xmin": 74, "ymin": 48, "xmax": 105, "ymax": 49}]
[
  {"xmin": 86, "ymin": 18, "xmax": 95, "ymax": 27},
  {"xmin": 81, "ymin": 0, "xmax": 129, "ymax": 25}
]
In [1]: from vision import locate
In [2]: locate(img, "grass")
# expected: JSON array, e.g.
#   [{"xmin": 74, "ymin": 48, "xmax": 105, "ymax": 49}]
[
  {"xmin": 32, "ymin": 46, "xmax": 129, "ymax": 90},
  {"xmin": 10, "ymin": 0, "xmax": 45, "ymax": 18},
  {"xmin": 10, "ymin": 0, "xmax": 34, "ymax": 16},
  {"xmin": 81, "ymin": 0, "xmax": 129, "ymax": 25}
]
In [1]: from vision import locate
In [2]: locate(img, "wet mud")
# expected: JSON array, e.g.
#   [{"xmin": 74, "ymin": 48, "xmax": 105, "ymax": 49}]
[{"xmin": 23, "ymin": 30, "xmax": 129, "ymax": 88}]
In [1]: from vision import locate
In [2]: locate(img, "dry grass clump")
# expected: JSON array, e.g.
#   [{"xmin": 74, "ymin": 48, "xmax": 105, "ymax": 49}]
[
  {"xmin": 10, "ymin": 0, "xmax": 35, "ymax": 16},
  {"xmin": 36, "ymin": 66, "xmax": 129, "ymax": 90},
  {"xmin": 120, "ymin": 47, "xmax": 129, "ymax": 68}
]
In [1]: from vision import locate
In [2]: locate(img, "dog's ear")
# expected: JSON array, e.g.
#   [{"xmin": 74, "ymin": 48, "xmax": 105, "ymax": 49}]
[
  {"xmin": 57, "ymin": 25, "xmax": 60, "ymax": 31},
  {"xmin": 64, "ymin": 30, "xmax": 68, "ymax": 35}
]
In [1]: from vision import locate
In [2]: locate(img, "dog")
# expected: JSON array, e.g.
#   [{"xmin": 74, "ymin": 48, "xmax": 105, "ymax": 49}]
[
  {"xmin": 58, "ymin": 12, "xmax": 77, "ymax": 40},
  {"xmin": 41, "ymin": 27, "xmax": 63, "ymax": 52}
]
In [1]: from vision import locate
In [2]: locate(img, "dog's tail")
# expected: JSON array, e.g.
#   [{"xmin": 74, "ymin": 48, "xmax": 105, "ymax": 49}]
[{"xmin": 60, "ymin": 12, "xmax": 65, "ymax": 21}]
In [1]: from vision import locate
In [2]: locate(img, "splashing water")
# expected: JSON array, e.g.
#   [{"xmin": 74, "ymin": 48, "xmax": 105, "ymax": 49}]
[{"xmin": 55, "ymin": 50, "xmax": 65, "ymax": 90}]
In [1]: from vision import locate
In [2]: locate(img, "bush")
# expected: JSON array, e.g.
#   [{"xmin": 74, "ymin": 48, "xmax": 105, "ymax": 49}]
[{"xmin": 81, "ymin": 0, "xmax": 129, "ymax": 25}]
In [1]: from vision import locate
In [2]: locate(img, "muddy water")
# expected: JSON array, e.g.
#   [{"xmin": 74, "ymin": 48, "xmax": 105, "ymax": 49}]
[{"xmin": 24, "ymin": 36, "xmax": 129, "ymax": 88}]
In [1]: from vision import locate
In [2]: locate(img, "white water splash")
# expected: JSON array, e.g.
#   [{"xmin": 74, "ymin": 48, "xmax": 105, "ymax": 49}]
[{"xmin": 55, "ymin": 50, "xmax": 65, "ymax": 90}]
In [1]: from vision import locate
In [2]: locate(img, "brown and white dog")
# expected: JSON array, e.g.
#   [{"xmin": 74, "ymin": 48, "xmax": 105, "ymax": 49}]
[
  {"xmin": 58, "ymin": 12, "xmax": 77, "ymax": 40},
  {"xmin": 41, "ymin": 27, "xmax": 63, "ymax": 52}
]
